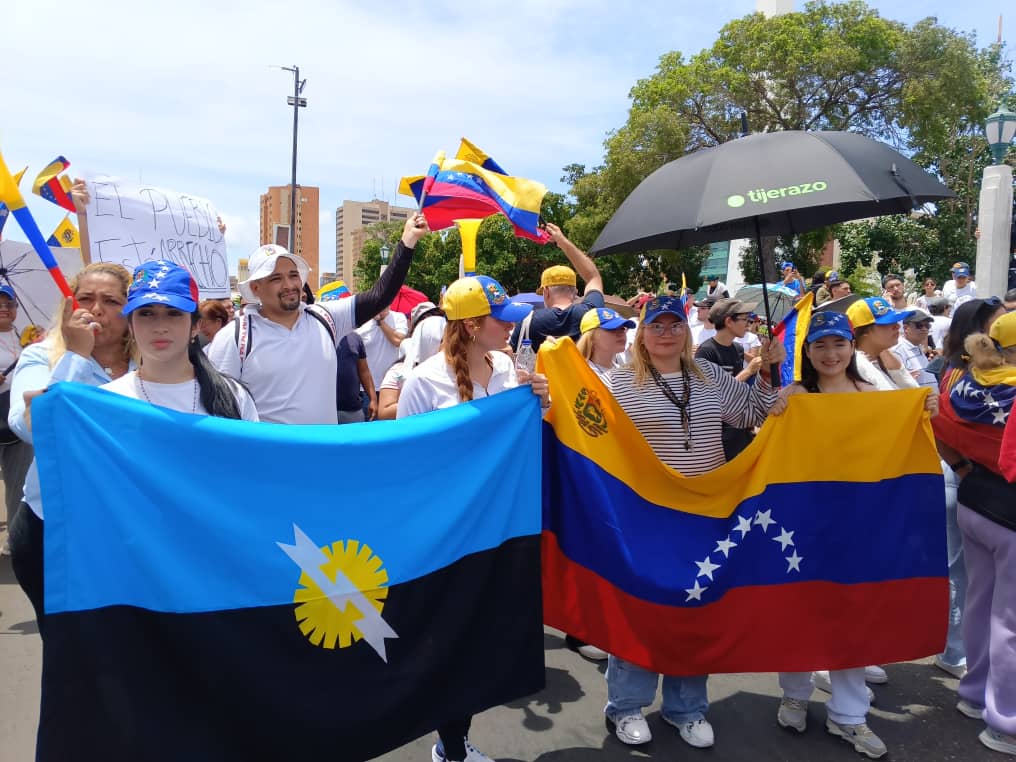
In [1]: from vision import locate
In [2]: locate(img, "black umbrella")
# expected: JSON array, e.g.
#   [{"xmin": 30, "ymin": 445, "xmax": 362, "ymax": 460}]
[
  {"xmin": 589, "ymin": 130, "xmax": 955, "ymax": 371},
  {"xmin": 813, "ymin": 293, "xmax": 863, "ymax": 314}
]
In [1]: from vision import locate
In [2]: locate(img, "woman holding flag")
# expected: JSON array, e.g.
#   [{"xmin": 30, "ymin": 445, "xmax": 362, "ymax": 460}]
[
  {"xmin": 604, "ymin": 295, "xmax": 783, "ymax": 751},
  {"xmin": 398, "ymin": 273, "xmax": 547, "ymax": 762}
]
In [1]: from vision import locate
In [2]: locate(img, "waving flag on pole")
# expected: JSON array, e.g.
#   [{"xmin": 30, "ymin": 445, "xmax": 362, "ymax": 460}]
[
  {"xmin": 772, "ymin": 291, "xmax": 814, "ymax": 387},
  {"xmin": 398, "ymin": 141, "xmax": 549, "ymax": 243},
  {"xmin": 32, "ymin": 156, "xmax": 76, "ymax": 213},
  {"xmin": 47, "ymin": 215, "xmax": 80, "ymax": 248},
  {"xmin": 0, "ymin": 148, "xmax": 75, "ymax": 300},
  {"xmin": 0, "ymin": 166, "xmax": 27, "ymax": 239}
]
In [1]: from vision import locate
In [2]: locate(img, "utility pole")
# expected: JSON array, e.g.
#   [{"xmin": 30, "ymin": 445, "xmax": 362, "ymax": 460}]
[{"xmin": 280, "ymin": 65, "xmax": 307, "ymax": 253}]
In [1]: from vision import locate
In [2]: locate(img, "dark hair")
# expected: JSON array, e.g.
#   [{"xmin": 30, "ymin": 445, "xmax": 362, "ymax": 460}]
[
  {"xmin": 811, "ymin": 270, "xmax": 827, "ymax": 285},
  {"xmin": 198, "ymin": 300, "xmax": 229, "ymax": 328},
  {"xmin": 881, "ymin": 273, "xmax": 903, "ymax": 288},
  {"xmin": 130, "ymin": 311, "xmax": 249, "ymax": 419},
  {"xmin": 943, "ymin": 298, "xmax": 1005, "ymax": 371},
  {"xmin": 799, "ymin": 339, "xmax": 866, "ymax": 393},
  {"xmin": 927, "ymin": 298, "xmax": 948, "ymax": 316},
  {"xmin": 1006, "ymin": 287, "xmax": 1016, "ymax": 303}
]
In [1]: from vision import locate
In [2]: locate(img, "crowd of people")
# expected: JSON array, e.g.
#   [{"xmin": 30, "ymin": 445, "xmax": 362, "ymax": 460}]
[{"xmin": 1, "ymin": 184, "xmax": 1014, "ymax": 761}]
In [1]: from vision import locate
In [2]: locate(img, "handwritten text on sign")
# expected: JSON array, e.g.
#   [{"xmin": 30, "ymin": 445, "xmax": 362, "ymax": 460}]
[{"xmin": 85, "ymin": 178, "xmax": 229, "ymax": 299}]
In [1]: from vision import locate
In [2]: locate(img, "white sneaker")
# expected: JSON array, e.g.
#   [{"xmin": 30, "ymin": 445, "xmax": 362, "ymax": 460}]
[
  {"xmin": 826, "ymin": 719, "xmax": 887, "ymax": 759},
  {"xmin": 863, "ymin": 665, "xmax": 888, "ymax": 684},
  {"xmin": 607, "ymin": 711, "xmax": 651, "ymax": 745},
  {"xmin": 934, "ymin": 654, "xmax": 967, "ymax": 679},
  {"xmin": 980, "ymin": 728, "xmax": 1016, "ymax": 756},
  {"xmin": 662, "ymin": 716, "xmax": 714, "ymax": 748},
  {"xmin": 431, "ymin": 740, "xmax": 492, "ymax": 762},
  {"xmin": 957, "ymin": 699, "xmax": 984, "ymax": 719},
  {"xmin": 577, "ymin": 644, "xmax": 609, "ymax": 660},
  {"xmin": 812, "ymin": 671, "xmax": 875, "ymax": 702},
  {"xmin": 777, "ymin": 697, "xmax": 808, "ymax": 733}
]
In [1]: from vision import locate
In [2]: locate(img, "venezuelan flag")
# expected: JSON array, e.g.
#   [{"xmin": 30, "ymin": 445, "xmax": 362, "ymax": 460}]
[
  {"xmin": 539, "ymin": 339, "xmax": 946, "ymax": 675},
  {"xmin": 772, "ymin": 290, "xmax": 813, "ymax": 386},
  {"xmin": 316, "ymin": 279, "xmax": 351, "ymax": 301},
  {"xmin": 0, "ymin": 148, "xmax": 75, "ymax": 299},
  {"xmin": 33, "ymin": 383, "xmax": 545, "ymax": 762},
  {"xmin": 46, "ymin": 215, "xmax": 80, "ymax": 248},
  {"xmin": 454, "ymin": 137, "xmax": 508, "ymax": 174},
  {"xmin": 399, "ymin": 146, "xmax": 549, "ymax": 242},
  {"xmin": 32, "ymin": 156, "xmax": 76, "ymax": 213}
]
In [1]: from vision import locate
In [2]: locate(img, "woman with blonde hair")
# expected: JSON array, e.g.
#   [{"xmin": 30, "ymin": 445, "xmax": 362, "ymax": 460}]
[
  {"xmin": 8, "ymin": 260, "xmax": 136, "ymax": 628},
  {"xmin": 604, "ymin": 295, "xmax": 784, "ymax": 751},
  {"xmin": 397, "ymin": 274, "xmax": 548, "ymax": 762},
  {"xmin": 576, "ymin": 307, "xmax": 634, "ymax": 384}
]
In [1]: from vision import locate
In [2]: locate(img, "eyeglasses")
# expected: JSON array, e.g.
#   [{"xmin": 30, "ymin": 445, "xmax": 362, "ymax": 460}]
[
  {"xmin": 646, "ymin": 322, "xmax": 687, "ymax": 336},
  {"xmin": 907, "ymin": 323, "xmax": 932, "ymax": 330}
]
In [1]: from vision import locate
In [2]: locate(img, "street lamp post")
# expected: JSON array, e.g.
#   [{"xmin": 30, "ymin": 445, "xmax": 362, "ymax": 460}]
[
  {"xmin": 379, "ymin": 242, "xmax": 391, "ymax": 277},
  {"xmin": 975, "ymin": 103, "xmax": 1016, "ymax": 300},
  {"xmin": 280, "ymin": 65, "xmax": 307, "ymax": 253}
]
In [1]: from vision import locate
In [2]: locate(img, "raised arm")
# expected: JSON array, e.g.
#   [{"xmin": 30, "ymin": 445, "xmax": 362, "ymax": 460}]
[
  {"xmin": 544, "ymin": 223, "xmax": 603, "ymax": 296},
  {"xmin": 353, "ymin": 214, "xmax": 430, "ymax": 327},
  {"xmin": 71, "ymin": 178, "xmax": 92, "ymax": 264}
]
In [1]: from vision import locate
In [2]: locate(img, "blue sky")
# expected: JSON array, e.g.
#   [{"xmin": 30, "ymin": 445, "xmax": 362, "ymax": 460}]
[{"xmin": 4, "ymin": 0, "xmax": 1011, "ymax": 280}]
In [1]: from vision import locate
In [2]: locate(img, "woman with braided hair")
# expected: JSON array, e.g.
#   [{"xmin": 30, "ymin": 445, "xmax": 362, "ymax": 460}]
[{"xmin": 396, "ymin": 274, "xmax": 548, "ymax": 762}]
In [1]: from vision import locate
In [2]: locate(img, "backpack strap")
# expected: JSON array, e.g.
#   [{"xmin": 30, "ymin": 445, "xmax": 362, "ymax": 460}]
[
  {"xmin": 234, "ymin": 314, "xmax": 253, "ymax": 373},
  {"xmin": 305, "ymin": 304, "xmax": 337, "ymax": 345}
]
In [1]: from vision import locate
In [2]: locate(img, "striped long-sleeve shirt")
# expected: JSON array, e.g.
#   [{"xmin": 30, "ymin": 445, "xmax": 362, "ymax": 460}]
[{"xmin": 609, "ymin": 360, "xmax": 778, "ymax": 475}]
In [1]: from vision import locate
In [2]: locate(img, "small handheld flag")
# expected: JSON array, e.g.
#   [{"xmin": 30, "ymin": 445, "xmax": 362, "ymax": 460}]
[
  {"xmin": 47, "ymin": 215, "xmax": 81, "ymax": 248},
  {"xmin": 0, "ymin": 166, "xmax": 27, "ymax": 239},
  {"xmin": 0, "ymin": 148, "xmax": 75, "ymax": 301},
  {"xmin": 32, "ymin": 156, "xmax": 76, "ymax": 213}
]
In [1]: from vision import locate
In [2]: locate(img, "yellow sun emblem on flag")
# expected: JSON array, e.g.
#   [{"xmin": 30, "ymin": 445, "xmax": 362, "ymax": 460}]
[{"xmin": 292, "ymin": 539, "xmax": 390, "ymax": 650}]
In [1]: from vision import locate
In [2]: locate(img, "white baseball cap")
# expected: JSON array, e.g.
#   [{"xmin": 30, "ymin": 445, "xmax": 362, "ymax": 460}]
[{"xmin": 238, "ymin": 245, "xmax": 311, "ymax": 304}]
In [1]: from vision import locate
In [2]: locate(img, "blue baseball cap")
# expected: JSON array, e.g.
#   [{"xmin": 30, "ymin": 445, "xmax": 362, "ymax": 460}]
[
  {"xmin": 806, "ymin": 311, "xmax": 854, "ymax": 343},
  {"xmin": 845, "ymin": 296, "xmax": 914, "ymax": 328},
  {"xmin": 124, "ymin": 261, "xmax": 200, "ymax": 315},
  {"xmin": 780, "ymin": 261, "xmax": 795, "ymax": 271},
  {"xmin": 580, "ymin": 307, "xmax": 635, "ymax": 333},
  {"xmin": 640, "ymin": 295, "xmax": 687, "ymax": 324},
  {"xmin": 0, "ymin": 285, "xmax": 15, "ymax": 301}
]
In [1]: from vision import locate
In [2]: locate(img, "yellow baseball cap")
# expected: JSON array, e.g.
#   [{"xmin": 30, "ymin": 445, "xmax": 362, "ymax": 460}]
[
  {"xmin": 537, "ymin": 265, "xmax": 577, "ymax": 294},
  {"xmin": 440, "ymin": 275, "xmax": 533, "ymax": 322},
  {"xmin": 989, "ymin": 310, "xmax": 1016, "ymax": 349}
]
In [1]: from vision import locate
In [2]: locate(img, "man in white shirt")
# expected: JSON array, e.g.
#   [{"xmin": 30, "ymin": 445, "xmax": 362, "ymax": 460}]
[
  {"xmin": 942, "ymin": 262, "xmax": 977, "ymax": 306},
  {"xmin": 705, "ymin": 275, "xmax": 729, "ymax": 299},
  {"xmin": 207, "ymin": 215, "xmax": 428, "ymax": 423},
  {"xmin": 927, "ymin": 298, "xmax": 952, "ymax": 351},
  {"xmin": 690, "ymin": 297, "xmax": 717, "ymax": 348},
  {"xmin": 891, "ymin": 309, "xmax": 938, "ymax": 390},
  {"xmin": 358, "ymin": 307, "xmax": 408, "ymax": 390}
]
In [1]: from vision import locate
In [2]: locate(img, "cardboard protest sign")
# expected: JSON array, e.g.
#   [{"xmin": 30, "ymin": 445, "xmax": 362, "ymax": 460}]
[
  {"xmin": 85, "ymin": 178, "xmax": 229, "ymax": 299},
  {"xmin": 0, "ymin": 241, "xmax": 85, "ymax": 333}
]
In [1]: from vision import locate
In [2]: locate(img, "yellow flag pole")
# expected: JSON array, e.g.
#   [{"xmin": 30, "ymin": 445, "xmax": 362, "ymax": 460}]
[{"xmin": 455, "ymin": 218, "xmax": 482, "ymax": 277}]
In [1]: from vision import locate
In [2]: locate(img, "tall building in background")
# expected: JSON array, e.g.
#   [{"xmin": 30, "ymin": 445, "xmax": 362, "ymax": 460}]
[
  {"xmin": 259, "ymin": 185, "xmax": 320, "ymax": 289},
  {"xmin": 335, "ymin": 199, "xmax": 414, "ymax": 285}
]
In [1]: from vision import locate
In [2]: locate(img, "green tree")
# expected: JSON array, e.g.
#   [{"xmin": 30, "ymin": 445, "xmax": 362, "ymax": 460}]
[{"xmin": 565, "ymin": 1, "xmax": 1009, "ymax": 285}]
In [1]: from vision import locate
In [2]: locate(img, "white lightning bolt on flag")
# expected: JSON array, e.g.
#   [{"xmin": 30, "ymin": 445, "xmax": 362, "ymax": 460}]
[{"xmin": 277, "ymin": 524, "xmax": 399, "ymax": 662}]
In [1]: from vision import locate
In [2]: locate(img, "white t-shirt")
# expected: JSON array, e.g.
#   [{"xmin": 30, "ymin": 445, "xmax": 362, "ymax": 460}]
[
  {"xmin": 206, "ymin": 300, "xmax": 355, "ymax": 424},
  {"xmin": 358, "ymin": 310, "xmax": 409, "ymax": 388},
  {"xmin": 692, "ymin": 324, "xmax": 716, "ymax": 347},
  {"xmin": 734, "ymin": 331, "xmax": 762, "ymax": 354},
  {"xmin": 942, "ymin": 279, "xmax": 977, "ymax": 305},
  {"xmin": 931, "ymin": 315, "xmax": 951, "ymax": 351},
  {"xmin": 102, "ymin": 371, "xmax": 260, "ymax": 421},
  {"xmin": 397, "ymin": 350, "xmax": 517, "ymax": 418},
  {"xmin": 0, "ymin": 329, "xmax": 21, "ymax": 394}
]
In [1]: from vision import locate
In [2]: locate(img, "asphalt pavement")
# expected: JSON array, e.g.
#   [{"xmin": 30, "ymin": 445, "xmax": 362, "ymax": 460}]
[{"xmin": 0, "ymin": 542, "xmax": 999, "ymax": 762}]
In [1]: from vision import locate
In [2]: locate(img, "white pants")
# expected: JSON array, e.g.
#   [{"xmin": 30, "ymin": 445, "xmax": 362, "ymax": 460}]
[{"xmin": 779, "ymin": 668, "xmax": 869, "ymax": 726}]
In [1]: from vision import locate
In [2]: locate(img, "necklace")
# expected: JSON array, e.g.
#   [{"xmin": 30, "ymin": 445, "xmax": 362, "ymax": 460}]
[
  {"xmin": 648, "ymin": 363, "xmax": 693, "ymax": 451},
  {"xmin": 136, "ymin": 373, "xmax": 199, "ymax": 413}
]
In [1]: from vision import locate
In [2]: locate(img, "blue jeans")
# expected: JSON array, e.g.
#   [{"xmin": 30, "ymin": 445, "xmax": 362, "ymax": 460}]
[
  {"xmin": 605, "ymin": 656, "xmax": 708, "ymax": 724},
  {"xmin": 942, "ymin": 463, "xmax": 967, "ymax": 667}
]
